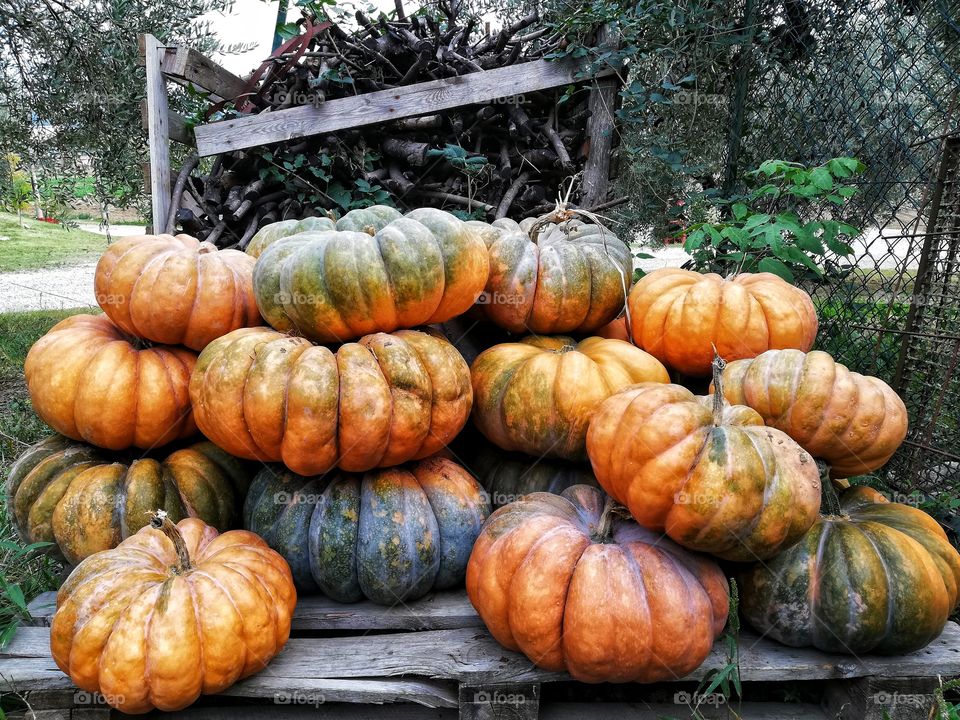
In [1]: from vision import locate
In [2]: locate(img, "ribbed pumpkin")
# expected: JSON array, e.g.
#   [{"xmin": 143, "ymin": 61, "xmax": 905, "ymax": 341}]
[
  {"xmin": 25, "ymin": 314, "xmax": 196, "ymax": 450},
  {"xmin": 469, "ymin": 446, "xmax": 598, "ymax": 508},
  {"xmin": 471, "ymin": 216, "xmax": 631, "ymax": 334},
  {"xmin": 190, "ymin": 327, "xmax": 471, "ymax": 475},
  {"xmin": 586, "ymin": 373, "xmax": 822, "ymax": 560},
  {"xmin": 597, "ymin": 315, "xmax": 630, "ymax": 342},
  {"xmin": 51, "ymin": 514, "xmax": 296, "ymax": 713},
  {"xmin": 628, "ymin": 268, "xmax": 818, "ymax": 376},
  {"xmin": 95, "ymin": 234, "xmax": 261, "ymax": 351},
  {"xmin": 719, "ymin": 349, "xmax": 908, "ymax": 477},
  {"xmin": 471, "ymin": 336, "xmax": 669, "ymax": 460},
  {"xmin": 7, "ymin": 435, "xmax": 253, "ymax": 564},
  {"xmin": 246, "ymin": 216, "xmax": 336, "ymax": 258},
  {"xmin": 244, "ymin": 457, "xmax": 489, "ymax": 603},
  {"xmin": 467, "ymin": 485, "xmax": 729, "ymax": 682},
  {"xmin": 253, "ymin": 207, "xmax": 488, "ymax": 342},
  {"xmin": 740, "ymin": 486, "xmax": 960, "ymax": 654}
]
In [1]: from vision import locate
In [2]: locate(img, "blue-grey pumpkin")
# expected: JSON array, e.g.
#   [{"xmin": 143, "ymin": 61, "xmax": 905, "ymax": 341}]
[{"xmin": 243, "ymin": 457, "xmax": 490, "ymax": 604}]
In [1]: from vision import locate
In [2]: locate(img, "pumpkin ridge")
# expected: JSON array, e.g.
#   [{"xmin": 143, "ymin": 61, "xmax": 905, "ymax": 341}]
[{"xmin": 238, "ymin": 338, "xmax": 281, "ymax": 459}]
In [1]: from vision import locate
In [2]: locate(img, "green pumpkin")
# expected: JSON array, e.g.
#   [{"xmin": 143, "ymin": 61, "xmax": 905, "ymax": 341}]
[
  {"xmin": 252, "ymin": 206, "xmax": 489, "ymax": 342},
  {"xmin": 740, "ymin": 486, "xmax": 960, "ymax": 654},
  {"xmin": 7, "ymin": 435, "xmax": 254, "ymax": 564},
  {"xmin": 246, "ymin": 216, "xmax": 336, "ymax": 258},
  {"xmin": 243, "ymin": 457, "xmax": 490, "ymax": 604}
]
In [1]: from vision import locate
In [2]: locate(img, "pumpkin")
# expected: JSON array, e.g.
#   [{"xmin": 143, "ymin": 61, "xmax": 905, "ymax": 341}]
[
  {"xmin": 586, "ymin": 366, "xmax": 822, "ymax": 560},
  {"xmin": 7, "ymin": 435, "xmax": 253, "ymax": 565},
  {"xmin": 51, "ymin": 513, "xmax": 296, "ymax": 713},
  {"xmin": 718, "ymin": 349, "xmax": 908, "ymax": 477},
  {"xmin": 190, "ymin": 326, "xmax": 471, "ymax": 476},
  {"xmin": 597, "ymin": 315, "xmax": 630, "ymax": 342},
  {"xmin": 246, "ymin": 216, "xmax": 336, "ymax": 258},
  {"xmin": 25, "ymin": 314, "xmax": 197, "ymax": 450},
  {"xmin": 466, "ymin": 485, "xmax": 729, "ymax": 682},
  {"xmin": 95, "ymin": 234, "xmax": 261, "ymax": 351},
  {"xmin": 627, "ymin": 268, "xmax": 818, "ymax": 376},
  {"xmin": 471, "ymin": 335, "xmax": 669, "ymax": 460},
  {"xmin": 740, "ymin": 486, "xmax": 960, "ymax": 654},
  {"xmin": 244, "ymin": 457, "xmax": 489, "ymax": 603},
  {"xmin": 471, "ymin": 215, "xmax": 632, "ymax": 334},
  {"xmin": 253, "ymin": 206, "xmax": 488, "ymax": 342}
]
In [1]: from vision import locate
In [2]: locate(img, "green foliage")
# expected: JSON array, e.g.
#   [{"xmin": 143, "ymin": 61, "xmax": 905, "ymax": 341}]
[
  {"xmin": 681, "ymin": 157, "xmax": 865, "ymax": 281},
  {"xmin": 0, "ymin": 154, "xmax": 32, "ymax": 221}
]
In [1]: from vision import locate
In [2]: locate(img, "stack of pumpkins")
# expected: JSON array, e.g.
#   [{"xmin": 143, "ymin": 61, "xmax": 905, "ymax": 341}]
[{"xmin": 10, "ymin": 204, "xmax": 960, "ymax": 713}]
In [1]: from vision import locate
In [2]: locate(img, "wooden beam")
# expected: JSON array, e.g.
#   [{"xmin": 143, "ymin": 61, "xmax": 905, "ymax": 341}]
[
  {"xmin": 581, "ymin": 24, "xmax": 622, "ymax": 208},
  {"xmin": 143, "ymin": 34, "xmax": 172, "ymax": 229},
  {"xmin": 161, "ymin": 46, "xmax": 246, "ymax": 103},
  {"xmin": 140, "ymin": 99, "xmax": 194, "ymax": 146},
  {"xmin": 194, "ymin": 59, "xmax": 610, "ymax": 156}
]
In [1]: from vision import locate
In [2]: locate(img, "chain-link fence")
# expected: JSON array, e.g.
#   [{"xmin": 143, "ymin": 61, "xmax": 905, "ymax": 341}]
[{"xmin": 648, "ymin": 0, "xmax": 960, "ymax": 504}]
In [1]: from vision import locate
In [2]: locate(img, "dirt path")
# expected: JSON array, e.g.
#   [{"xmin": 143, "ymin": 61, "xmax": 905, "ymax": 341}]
[{"xmin": 0, "ymin": 263, "xmax": 97, "ymax": 312}]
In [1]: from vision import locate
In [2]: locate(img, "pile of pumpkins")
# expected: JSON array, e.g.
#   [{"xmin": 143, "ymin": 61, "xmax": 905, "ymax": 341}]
[{"xmin": 10, "ymin": 205, "xmax": 960, "ymax": 714}]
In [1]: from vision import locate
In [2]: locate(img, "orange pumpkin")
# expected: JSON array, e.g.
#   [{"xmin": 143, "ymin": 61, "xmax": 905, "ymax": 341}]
[
  {"xmin": 597, "ymin": 315, "xmax": 630, "ymax": 341},
  {"xmin": 51, "ymin": 513, "xmax": 296, "ymax": 713},
  {"xmin": 95, "ymin": 234, "xmax": 261, "ymax": 351},
  {"xmin": 586, "ymin": 374, "xmax": 821, "ymax": 560},
  {"xmin": 627, "ymin": 268, "xmax": 818, "ymax": 376},
  {"xmin": 190, "ymin": 326, "xmax": 471, "ymax": 475},
  {"xmin": 471, "ymin": 336, "xmax": 669, "ymax": 460},
  {"xmin": 718, "ymin": 349, "xmax": 908, "ymax": 477},
  {"xmin": 466, "ymin": 485, "xmax": 729, "ymax": 682},
  {"xmin": 470, "ymin": 216, "xmax": 632, "ymax": 334},
  {"xmin": 25, "ymin": 315, "xmax": 196, "ymax": 450}
]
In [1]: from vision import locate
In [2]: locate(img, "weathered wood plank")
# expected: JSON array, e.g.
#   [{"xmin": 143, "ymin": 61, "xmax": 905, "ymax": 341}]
[
  {"xmin": 143, "ymin": 34, "xmax": 172, "ymax": 228},
  {"xmin": 25, "ymin": 590, "xmax": 481, "ymax": 631},
  {"xmin": 161, "ymin": 46, "xmax": 247, "ymax": 103},
  {"xmin": 541, "ymin": 703, "xmax": 827, "ymax": 719},
  {"xmin": 142, "ymin": 706, "xmax": 456, "ymax": 719},
  {"xmin": 193, "ymin": 59, "xmax": 612, "ymax": 156},
  {"xmin": 459, "ymin": 682, "xmax": 539, "ymax": 720},
  {"xmin": 822, "ymin": 676, "xmax": 941, "ymax": 720},
  {"xmin": 580, "ymin": 24, "xmax": 621, "ymax": 207},
  {"xmin": 140, "ymin": 100, "xmax": 193, "ymax": 146},
  {"xmin": 5, "ymin": 623, "xmax": 960, "ymax": 687}
]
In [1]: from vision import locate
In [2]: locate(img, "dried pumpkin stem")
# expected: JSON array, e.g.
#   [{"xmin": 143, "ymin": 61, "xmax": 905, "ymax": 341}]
[
  {"xmin": 710, "ymin": 352, "xmax": 727, "ymax": 426},
  {"xmin": 150, "ymin": 510, "xmax": 192, "ymax": 573},
  {"xmin": 593, "ymin": 495, "xmax": 620, "ymax": 542},
  {"xmin": 818, "ymin": 460, "xmax": 844, "ymax": 517}
]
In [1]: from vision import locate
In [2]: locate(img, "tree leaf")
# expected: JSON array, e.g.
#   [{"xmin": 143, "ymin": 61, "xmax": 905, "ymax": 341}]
[{"xmin": 758, "ymin": 257, "xmax": 795, "ymax": 282}]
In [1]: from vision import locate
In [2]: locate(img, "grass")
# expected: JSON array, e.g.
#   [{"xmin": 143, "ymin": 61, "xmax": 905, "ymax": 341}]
[
  {"xmin": 0, "ymin": 309, "xmax": 96, "ymax": 648},
  {"xmin": 0, "ymin": 211, "xmax": 107, "ymax": 272}
]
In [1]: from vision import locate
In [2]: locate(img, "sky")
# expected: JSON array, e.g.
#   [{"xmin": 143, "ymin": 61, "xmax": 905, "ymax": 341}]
[{"xmin": 204, "ymin": 0, "xmax": 397, "ymax": 76}]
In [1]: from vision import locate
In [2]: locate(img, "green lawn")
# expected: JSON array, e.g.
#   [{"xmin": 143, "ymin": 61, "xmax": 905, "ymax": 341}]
[
  {"xmin": 0, "ymin": 211, "xmax": 107, "ymax": 272},
  {"xmin": 0, "ymin": 309, "xmax": 97, "ymax": 646}
]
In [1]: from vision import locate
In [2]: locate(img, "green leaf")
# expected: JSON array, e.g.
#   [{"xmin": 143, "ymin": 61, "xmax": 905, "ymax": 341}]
[
  {"xmin": 684, "ymin": 228, "xmax": 707, "ymax": 251},
  {"xmin": 810, "ymin": 167, "xmax": 833, "ymax": 190},
  {"xmin": 327, "ymin": 182, "xmax": 352, "ymax": 210},
  {"xmin": 837, "ymin": 186, "xmax": 857, "ymax": 197},
  {"xmin": 731, "ymin": 202, "xmax": 748, "ymax": 220},
  {"xmin": 707, "ymin": 225, "xmax": 724, "ymax": 246},
  {"xmin": 758, "ymin": 257, "xmax": 795, "ymax": 282},
  {"xmin": 4, "ymin": 582, "xmax": 27, "ymax": 612},
  {"xmin": 742, "ymin": 213, "xmax": 770, "ymax": 231},
  {"xmin": 0, "ymin": 622, "xmax": 18, "ymax": 651}
]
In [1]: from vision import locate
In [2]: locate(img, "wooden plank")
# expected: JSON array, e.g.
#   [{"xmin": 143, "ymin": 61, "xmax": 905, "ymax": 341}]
[
  {"xmin": 580, "ymin": 24, "xmax": 621, "ymax": 207},
  {"xmin": 143, "ymin": 34, "xmax": 172, "ymax": 229},
  {"xmin": 194, "ymin": 59, "xmax": 611, "ymax": 156},
  {"xmin": 140, "ymin": 100, "xmax": 194, "ymax": 146},
  {"xmin": 459, "ymin": 682, "xmax": 539, "ymax": 720},
  {"xmin": 148, "ymin": 706, "xmax": 456, "ymax": 719},
  {"xmin": 5, "ymin": 623, "xmax": 960, "ymax": 687},
  {"xmin": 26, "ymin": 590, "xmax": 481, "ymax": 631},
  {"xmin": 822, "ymin": 676, "xmax": 940, "ymax": 720},
  {"xmin": 161, "ymin": 46, "xmax": 246, "ymax": 103},
  {"xmin": 541, "ymin": 703, "xmax": 827, "ymax": 719}
]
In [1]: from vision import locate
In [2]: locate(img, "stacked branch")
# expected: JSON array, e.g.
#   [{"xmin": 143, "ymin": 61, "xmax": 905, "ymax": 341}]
[{"xmin": 171, "ymin": 3, "xmax": 616, "ymax": 248}]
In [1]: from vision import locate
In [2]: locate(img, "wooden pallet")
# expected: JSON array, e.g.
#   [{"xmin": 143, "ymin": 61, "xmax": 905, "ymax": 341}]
[{"xmin": 4, "ymin": 591, "xmax": 959, "ymax": 719}]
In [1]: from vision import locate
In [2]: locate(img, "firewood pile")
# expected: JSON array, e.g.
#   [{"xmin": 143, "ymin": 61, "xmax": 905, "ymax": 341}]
[{"xmin": 170, "ymin": 1, "xmax": 620, "ymax": 248}]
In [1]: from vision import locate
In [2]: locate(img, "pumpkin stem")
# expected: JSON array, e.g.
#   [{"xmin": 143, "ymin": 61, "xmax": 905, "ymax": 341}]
[
  {"xmin": 592, "ymin": 494, "xmax": 622, "ymax": 542},
  {"xmin": 710, "ymin": 351, "xmax": 727, "ymax": 425},
  {"xmin": 150, "ymin": 510, "xmax": 192, "ymax": 573},
  {"xmin": 818, "ymin": 460, "xmax": 844, "ymax": 516}
]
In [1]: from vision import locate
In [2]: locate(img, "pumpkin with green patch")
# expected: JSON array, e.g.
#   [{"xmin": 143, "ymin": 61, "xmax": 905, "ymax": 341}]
[
  {"xmin": 6, "ymin": 435, "xmax": 254, "ymax": 565},
  {"xmin": 253, "ymin": 206, "xmax": 488, "ymax": 342},
  {"xmin": 246, "ymin": 216, "xmax": 336, "ymax": 258},
  {"xmin": 243, "ymin": 457, "xmax": 490, "ymax": 604},
  {"xmin": 740, "ymin": 486, "xmax": 960, "ymax": 654},
  {"xmin": 470, "ymin": 335, "xmax": 669, "ymax": 460}
]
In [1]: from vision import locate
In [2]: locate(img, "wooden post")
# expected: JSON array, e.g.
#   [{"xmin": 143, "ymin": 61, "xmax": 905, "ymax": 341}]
[
  {"xmin": 581, "ymin": 24, "xmax": 621, "ymax": 208},
  {"xmin": 143, "ymin": 34, "xmax": 172, "ymax": 231}
]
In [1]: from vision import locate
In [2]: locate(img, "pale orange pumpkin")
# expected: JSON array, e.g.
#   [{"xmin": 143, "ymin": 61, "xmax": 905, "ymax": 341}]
[
  {"xmin": 627, "ymin": 268, "xmax": 818, "ymax": 376},
  {"xmin": 24, "ymin": 314, "xmax": 196, "ymax": 450},
  {"xmin": 51, "ymin": 513, "xmax": 296, "ymax": 713},
  {"xmin": 95, "ymin": 234, "xmax": 261, "ymax": 351}
]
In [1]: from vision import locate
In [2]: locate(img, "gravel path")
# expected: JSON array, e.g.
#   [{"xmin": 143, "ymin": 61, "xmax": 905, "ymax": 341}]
[{"xmin": 0, "ymin": 263, "xmax": 98, "ymax": 312}]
